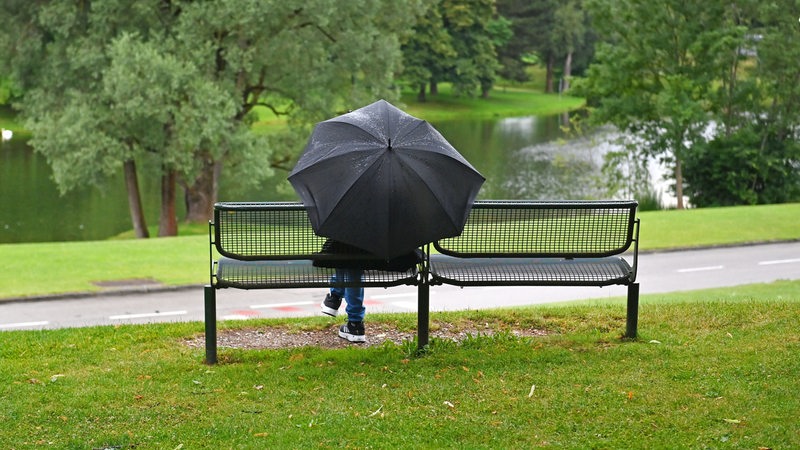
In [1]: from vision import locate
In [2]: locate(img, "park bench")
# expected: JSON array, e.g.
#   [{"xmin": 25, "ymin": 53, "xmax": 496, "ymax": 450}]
[
  {"xmin": 429, "ymin": 200, "xmax": 640, "ymax": 339},
  {"xmin": 204, "ymin": 200, "xmax": 640, "ymax": 364},
  {"xmin": 204, "ymin": 202, "xmax": 422, "ymax": 364}
]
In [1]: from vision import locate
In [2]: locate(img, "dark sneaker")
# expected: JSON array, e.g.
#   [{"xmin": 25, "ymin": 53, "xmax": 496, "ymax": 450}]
[
  {"xmin": 338, "ymin": 321, "xmax": 366, "ymax": 343},
  {"xmin": 321, "ymin": 293, "xmax": 342, "ymax": 317}
]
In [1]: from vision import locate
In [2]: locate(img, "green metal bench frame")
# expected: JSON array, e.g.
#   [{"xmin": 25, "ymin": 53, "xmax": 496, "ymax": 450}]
[
  {"xmin": 204, "ymin": 200, "xmax": 640, "ymax": 364},
  {"xmin": 430, "ymin": 200, "xmax": 640, "ymax": 338},
  {"xmin": 204, "ymin": 202, "xmax": 421, "ymax": 364}
]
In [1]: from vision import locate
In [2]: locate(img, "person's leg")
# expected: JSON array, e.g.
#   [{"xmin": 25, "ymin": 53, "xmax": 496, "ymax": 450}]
[
  {"xmin": 344, "ymin": 284, "xmax": 365, "ymax": 322},
  {"xmin": 330, "ymin": 271, "xmax": 345, "ymax": 299},
  {"xmin": 321, "ymin": 271, "xmax": 345, "ymax": 317},
  {"xmin": 339, "ymin": 269, "xmax": 366, "ymax": 342}
]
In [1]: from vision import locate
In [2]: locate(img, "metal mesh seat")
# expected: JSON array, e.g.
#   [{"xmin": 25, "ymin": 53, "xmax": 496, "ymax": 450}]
[
  {"xmin": 216, "ymin": 257, "xmax": 417, "ymax": 289},
  {"xmin": 429, "ymin": 256, "xmax": 633, "ymax": 286}
]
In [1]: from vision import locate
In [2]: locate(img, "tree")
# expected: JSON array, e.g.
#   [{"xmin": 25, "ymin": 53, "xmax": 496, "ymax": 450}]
[
  {"xmin": 402, "ymin": 0, "xmax": 505, "ymax": 99},
  {"xmin": 497, "ymin": 0, "xmax": 593, "ymax": 93},
  {"xmin": 683, "ymin": 126, "xmax": 800, "ymax": 206},
  {"xmin": 580, "ymin": 0, "xmax": 800, "ymax": 208},
  {"xmin": 578, "ymin": 0, "xmax": 745, "ymax": 209},
  {"xmin": 682, "ymin": 0, "xmax": 800, "ymax": 206},
  {"xmin": 551, "ymin": 1, "xmax": 585, "ymax": 92},
  {"xmin": 441, "ymin": 0, "xmax": 504, "ymax": 97},
  {"xmin": 496, "ymin": 0, "xmax": 558, "ymax": 86},
  {"xmin": 401, "ymin": 2, "xmax": 456, "ymax": 102},
  {"xmin": 0, "ymin": 0, "xmax": 423, "ymax": 235}
]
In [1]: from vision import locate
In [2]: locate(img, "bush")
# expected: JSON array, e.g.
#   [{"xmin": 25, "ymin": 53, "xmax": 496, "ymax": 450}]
[{"xmin": 683, "ymin": 126, "xmax": 800, "ymax": 207}]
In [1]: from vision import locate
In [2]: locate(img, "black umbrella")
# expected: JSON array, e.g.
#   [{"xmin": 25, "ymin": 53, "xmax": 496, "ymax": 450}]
[{"xmin": 288, "ymin": 99, "xmax": 485, "ymax": 259}]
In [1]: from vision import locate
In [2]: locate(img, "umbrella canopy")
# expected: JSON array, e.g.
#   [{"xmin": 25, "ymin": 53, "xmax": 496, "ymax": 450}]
[{"xmin": 288, "ymin": 99, "xmax": 485, "ymax": 259}]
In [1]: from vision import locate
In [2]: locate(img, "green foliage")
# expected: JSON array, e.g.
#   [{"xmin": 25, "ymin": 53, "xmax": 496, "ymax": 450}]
[
  {"xmin": 400, "ymin": 1, "xmax": 455, "ymax": 94},
  {"xmin": 0, "ymin": 76, "xmax": 19, "ymax": 105},
  {"xmin": 496, "ymin": 0, "xmax": 595, "ymax": 91},
  {"xmin": 0, "ymin": 0, "xmax": 426, "ymax": 221},
  {"xmin": 580, "ymin": 0, "xmax": 800, "ymax": 208},
  {"xmin": 402, "ymin": 0, "xmax": 504, "ymax": 98},
  {"xmin": 683, "ymin": 126, "xmax": 800, "ymax": 207}
]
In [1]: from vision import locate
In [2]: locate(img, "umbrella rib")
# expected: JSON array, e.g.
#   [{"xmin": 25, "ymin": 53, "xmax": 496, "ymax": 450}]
[
  {"xmin": 395, "ymin": 154, "xmax": 463, "ymax": 230},
  {"xmin": 392, "ymin": 118, "xmax": 429, "ymax": 145}
]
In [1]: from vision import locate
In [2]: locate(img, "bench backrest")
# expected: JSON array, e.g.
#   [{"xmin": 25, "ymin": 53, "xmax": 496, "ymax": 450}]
[
  {"xmin": 213, "ymin": 202, "xmax": 325, "ymax": 261},
  {"xmin": 433, "ymin": 200, "xmax": 638, "ymax": 258}
]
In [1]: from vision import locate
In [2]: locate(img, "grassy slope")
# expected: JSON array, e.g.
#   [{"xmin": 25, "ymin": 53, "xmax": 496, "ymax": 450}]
[{"xmin": 1, "ymin": 288, "xmax": 797, "ymax": 448}]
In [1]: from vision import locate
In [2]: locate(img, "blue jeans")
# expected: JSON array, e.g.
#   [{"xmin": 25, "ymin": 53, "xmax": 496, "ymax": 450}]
[{"xmin": 330, "ymin": 269, "xmax": 365, "ymax": 322}]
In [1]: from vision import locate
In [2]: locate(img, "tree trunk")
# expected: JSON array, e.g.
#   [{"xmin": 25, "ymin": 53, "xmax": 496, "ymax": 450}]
[
  {"xmin": 159, "ymin": 167, "xmax": 178, "ymax": 236},
  {"xmin": 417, "ymin": 83, "xmax": 426, "ymax": 102},
  {"xmin": 430, "ymin": 80, "xmax": 438, "ymax": 96},
  {"xmin": 545, "ymin": 54, "xmax": 555, "ymax": 93},
  {"xmin": 123, "ymin": 159, "xmax": 149, "ymax": 238},
  {"xmin": 674, "ymin": 158, "xmax": 685, "ymax": 209},
  {"xmin": 184, "ymin": 154, "xmax": 220, "ymax": 223},
  {"xmin": 481, "ymin": 80, "xmax": 491, "ymax": 98},
  {"xmin": 562, "ymin": 51, "xmax": 573, "ymax": 92}
]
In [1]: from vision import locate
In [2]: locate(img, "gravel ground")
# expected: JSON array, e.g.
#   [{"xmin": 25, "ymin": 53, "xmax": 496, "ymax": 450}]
[{"xmin": 186, "ymin": 321, "xmax": 549, "ymax": 350}]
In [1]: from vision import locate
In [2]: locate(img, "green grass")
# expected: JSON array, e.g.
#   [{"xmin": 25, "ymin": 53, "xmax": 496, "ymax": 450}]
[
  {"xmin": 638, "ymin": 202, "xmax": 800, "ymax": 250},
  {"xmin": 1, "ymin": 283, "xmax": 798, "ymax": 448},
  {"xmin": 1, "ymin": 202, "xmax": 798, "ymax": 299},
  {"xmin": 2, "ymin": 236, "xmax": 209, "ymax": 298},
  {"xmin": 245, "ymin": 83, "xmax": 585, "ymax": 132},
  {"xmin": 399, "ymin": 83, "xmax": 585, "ymax": 122}
]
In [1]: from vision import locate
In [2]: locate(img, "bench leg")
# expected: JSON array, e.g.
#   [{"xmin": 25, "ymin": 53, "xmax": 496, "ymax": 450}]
[
  {"xmin": 204, "ymin": 285, "xmax": 218, "ymax": 364},
  {"xmin": 625, "ymin": 283, "xmax": 640, "ymax": 339},
  {"xmin": 417, "ymin": 280, "xmax": 430, "ymax": 350}
]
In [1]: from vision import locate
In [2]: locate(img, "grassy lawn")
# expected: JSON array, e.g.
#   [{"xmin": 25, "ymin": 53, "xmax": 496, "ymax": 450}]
[
  {"xmin": 1, "ymin": 283, "xmax": 798, "ymax": 448},
  {"xmin": 245, "ymin": 82, "xmax": 584, "ymax": 133},
  {"xmin": 399, "ymin": 84, "xmax": 585, "ymax": 122},
  {"xmin": 638, "ymin": 202, "xmax": 800, "ymax": 249}
]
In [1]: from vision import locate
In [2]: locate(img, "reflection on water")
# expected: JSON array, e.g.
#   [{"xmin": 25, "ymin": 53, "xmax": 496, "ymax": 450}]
[
  {"xmin": 501, "ymin": 135, "xmax": 607, "ymax": 200},
  {"xmin": 0, "ymin": 138, "xmax": 172, "ymax": 243},
  {"xmin": 1, "ymin": 113, "xmax": 663, "ymax": 243},
  {"xmin": 433, "ymin": 115, "xmax": 608, "ymax": 200}
]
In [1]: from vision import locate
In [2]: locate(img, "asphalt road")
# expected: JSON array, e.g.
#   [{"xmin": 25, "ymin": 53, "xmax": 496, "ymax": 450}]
[{"xmin": 1, "ymin": 242, "xmax": 798, "ymax": 331}]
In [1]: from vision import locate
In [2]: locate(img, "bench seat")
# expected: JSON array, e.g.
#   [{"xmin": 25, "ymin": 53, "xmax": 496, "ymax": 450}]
[
  {"xmin": 429, "ymin": 255, "xmax": 633, "ymax": 287},
  {"xmin": 215, "ymin": 256, "xmax": 418, "ymax": 290}
]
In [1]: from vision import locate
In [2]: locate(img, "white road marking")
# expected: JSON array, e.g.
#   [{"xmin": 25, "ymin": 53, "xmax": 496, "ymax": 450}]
[
  {"xmin": 250, "ymin": 301, "xmax": 314, "ymax": 309},
  {"xmin": 758, "ymin": 258, "xmax": 800, "ymax": 266},
  {"xmin": 0, "ymin": 321, "xmax": 50, "ymax": 329},
  {"xmin": 676, "ymin": 265, "xmax": 724, "ymax": 273},
  {"xmin": 109, "ymin": 311, "xmax": 187, "ymax": 320}
]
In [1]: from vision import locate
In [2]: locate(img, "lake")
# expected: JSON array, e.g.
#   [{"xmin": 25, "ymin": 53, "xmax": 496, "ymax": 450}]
[{"xmin": 0, "ymin": 114, "xmax": 667, "ymax": 244}]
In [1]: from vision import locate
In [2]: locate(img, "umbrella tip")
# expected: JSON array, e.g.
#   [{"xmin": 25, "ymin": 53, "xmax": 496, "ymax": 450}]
[{"xmin": 388, "ymin": 138, "xmax": 392, "ymax": 150}]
